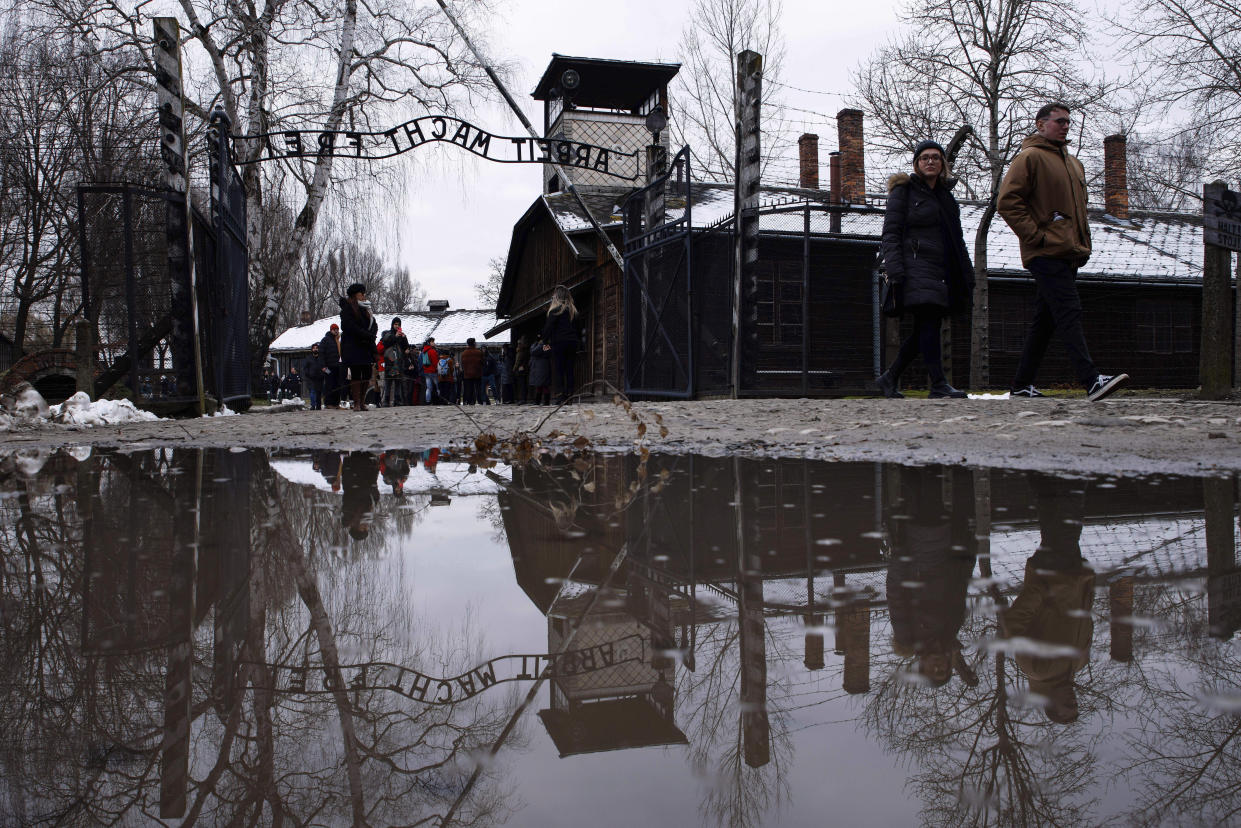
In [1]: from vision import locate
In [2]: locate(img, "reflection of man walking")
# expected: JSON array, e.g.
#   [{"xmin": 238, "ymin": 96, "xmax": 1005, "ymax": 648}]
[
  {"xmin": 998, "ymin": 103, "xmax": 1128, "ymax": 401},
  {"xmin": 1001, "ymin": 473, "xmax": 1095, "ymax": 724}
]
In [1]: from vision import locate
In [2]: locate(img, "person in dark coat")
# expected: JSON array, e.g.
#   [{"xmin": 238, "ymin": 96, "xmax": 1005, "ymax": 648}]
[
  {"xmin": 528, "ymin": 335, "xmax": 552, "ymax": 405},
  {"xmin": 301, "ymin": 343, "xmax": 325, "ymax": 410},
  {"xmin": 320, "ymin": 324, "xmax": 343, "ymax": 408},
  {"xmin": 340, "ymin": 451, "xmax": 380, "ymax": 541},
  {"xmin": 512, "ymin": 336, "xmax": 530, "ymax": 404},
  {"xmin": 380, "ymin": 317, "xmax": 410, "ymax": 407},
  {"xmin": 876, "ymin": 140, "xmax": 974, "ymax": 399},
  {"xmin": 459, "ymin": 338, "xmax": 485, "ymax": 405},
  {"xmin": 541, "ymin": 285, "xmax": 580, "ymax": 404},
  {"xmin": 339, "ymin": 283, "xmax": 378, "ymax": 411},
  {"xmin": 482, "ymin": 346, "xmax": 499, "ymax": 404},
  {"xmin": 886, "ymin": 465, "xmax": 977, "ymax": 687}
]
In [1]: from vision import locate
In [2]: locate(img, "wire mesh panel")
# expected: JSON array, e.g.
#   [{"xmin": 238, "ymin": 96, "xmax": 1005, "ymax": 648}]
[
  {"xmin": 204, "ymin": 115, "xmax": 251, "ymax": 407},
  {"xmin": 623, "ymin": 147, "xmax": 694, "ymax": 398},
  {"xmin": 78, "ymin": 184, "xmax": 194, "ymax": 401},
  {"xmin": 743, "ymin": 203, "xmax": 885, "ymax": 396}
]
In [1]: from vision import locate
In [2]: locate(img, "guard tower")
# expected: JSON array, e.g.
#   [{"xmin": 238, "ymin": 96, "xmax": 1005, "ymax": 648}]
[{"xmin": 532, "ymin": 54, "xmax": 680, "ymax": 193}]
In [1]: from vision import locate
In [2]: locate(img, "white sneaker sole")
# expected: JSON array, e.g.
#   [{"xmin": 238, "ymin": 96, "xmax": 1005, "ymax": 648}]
[{"xmin": 1088, "ymin": 373, "xmax": 1129, "ymax": 401}]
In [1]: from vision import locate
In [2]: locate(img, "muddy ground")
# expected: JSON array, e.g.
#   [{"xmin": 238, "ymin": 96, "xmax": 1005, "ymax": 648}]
[{"xmin": 3, "ymin": 393, "xmax": 1241, "ymax": 477}]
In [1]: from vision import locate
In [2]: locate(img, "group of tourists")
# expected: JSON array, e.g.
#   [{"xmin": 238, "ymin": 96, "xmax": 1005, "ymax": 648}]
[
  {"xmin": 877, "ymin": 102, "xmax": 1129, "ymax": 401},
  {"xmin": 295, "ymin": 283, "xmax": 582, "ymax": 411}
]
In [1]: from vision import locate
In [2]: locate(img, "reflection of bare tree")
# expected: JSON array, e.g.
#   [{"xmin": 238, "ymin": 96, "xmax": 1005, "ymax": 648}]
[
  {"xmin": 674, "ymin": 620, "xmax": 794, "ymax": 828},
  {"xmin": 0, "ymin": 448, "xmax": 520, "ymax": 826},
  {"xmin": 1117, "ymin": 578, "xmax": 1241, "ymax": 827}
]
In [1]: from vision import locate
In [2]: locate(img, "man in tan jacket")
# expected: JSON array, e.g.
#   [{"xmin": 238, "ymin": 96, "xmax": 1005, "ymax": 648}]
[{"xmin": 998, "ymin": 103, "xmax": 1129, "ymax": 401}]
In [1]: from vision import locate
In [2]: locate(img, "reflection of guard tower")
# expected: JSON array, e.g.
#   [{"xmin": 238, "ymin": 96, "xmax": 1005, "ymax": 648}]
[
  {"xmin": 531, "ymin": 54, "xmax": 679, "ymax": 193},
  {"xmin": 539, "ymin": 590, "xmax": 687, "ymax": 757}
]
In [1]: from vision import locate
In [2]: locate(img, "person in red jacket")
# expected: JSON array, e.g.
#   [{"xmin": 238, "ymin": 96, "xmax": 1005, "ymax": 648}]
[{"xmin": 420, "ymin": 337, "xmax": 439, "ymax": 404}]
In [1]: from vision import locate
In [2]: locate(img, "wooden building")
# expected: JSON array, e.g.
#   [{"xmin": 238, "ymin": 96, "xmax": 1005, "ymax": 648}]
[{"xmin": 491, "ymin": 56, "xmax": 1213, "ymax": 397}]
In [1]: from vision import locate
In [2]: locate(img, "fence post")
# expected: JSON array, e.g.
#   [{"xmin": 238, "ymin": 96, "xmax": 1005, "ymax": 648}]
[
  {"xmin": 1202, "ymin": 181, "xmax": 1234, "ymax": 399},
  {"xmin": 732, "ymin": 50, "xmax": 762, "ymax": 398},
  {"xmin": 75, "ymin": 320, "xmax": 95, "ymax": 396},
  {"xmin": 154, "ymin": 17, "xmax": 206, "ymax": 415}
]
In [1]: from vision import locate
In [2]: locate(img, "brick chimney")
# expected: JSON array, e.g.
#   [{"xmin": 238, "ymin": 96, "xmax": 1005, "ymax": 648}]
[
  {"xmin": 836, "ymin": 109, "xmax": 865, "ymax": 203},
  {"xmin": 797, "ymin": 133, "xmax": 820, "ymax": 189},
  {"xmin": 829, "ymin": 151, "xmax": 842, "ymax": 204},
  {"xmin": 1103, "ymin": 134, "xmax": 1129, "ymax": 220}
]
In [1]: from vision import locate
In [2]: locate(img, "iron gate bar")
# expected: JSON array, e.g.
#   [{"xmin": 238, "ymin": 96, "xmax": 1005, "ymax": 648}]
[
  {"xmin": 628, "ymin": 243, "xmax": 691, "ymax": 384},
  {"xmin": 122, "ymin": 188, "xmax": 138, "ymax": 398},
  {"xmin": 623, "ymin": 146, "xmax": 695, "ymax": 399}
]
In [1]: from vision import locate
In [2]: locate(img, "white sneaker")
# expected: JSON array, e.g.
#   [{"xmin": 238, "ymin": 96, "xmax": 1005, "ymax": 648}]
[{"xmin": 1087, "ymin": 373, "xmax": 1129, "ymax": 401}]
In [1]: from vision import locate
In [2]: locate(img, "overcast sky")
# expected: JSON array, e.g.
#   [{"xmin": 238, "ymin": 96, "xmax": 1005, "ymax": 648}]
[{"xmin": 396, "ymin": 0, "xmax": 903, "ymax": 310}]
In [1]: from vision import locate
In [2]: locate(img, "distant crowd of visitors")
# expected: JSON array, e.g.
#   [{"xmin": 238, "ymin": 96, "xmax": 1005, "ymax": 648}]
[{"xmin": 277, "ymin": 283, "xmax": 582, "ymax": 411}]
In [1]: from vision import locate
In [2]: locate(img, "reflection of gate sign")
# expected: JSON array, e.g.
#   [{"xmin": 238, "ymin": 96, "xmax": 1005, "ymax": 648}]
[
  {"xmin": 1204, "ymin": 182, "xmax": 1241, "ymax": 252},
  {"xmin": 237, "ymin": 115, "xmax": 642, "ymax": 180},
  {"xmin": 270, "ymin": 634, "xmax": 644, "ymax": 705}
]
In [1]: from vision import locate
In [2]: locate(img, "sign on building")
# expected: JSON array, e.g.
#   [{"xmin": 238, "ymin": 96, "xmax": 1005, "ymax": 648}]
[{"xmin": 1204, "ymin": 182, "xmax": 1241, "ymax": 252}]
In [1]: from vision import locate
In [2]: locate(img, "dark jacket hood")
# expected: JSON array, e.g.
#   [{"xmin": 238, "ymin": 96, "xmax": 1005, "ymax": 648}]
[{"xmin": 1021, "ymin": 133, "xmax": 1070, "ymax": 153}]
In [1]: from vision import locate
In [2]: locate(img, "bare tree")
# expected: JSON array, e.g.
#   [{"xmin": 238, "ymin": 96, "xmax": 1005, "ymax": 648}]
[
  {"xmin": 1114, "ymin": 0, "xmax": 1241, "ymax": 177},
  {"xmin": 671, "ymin": 0, "xmax": 789, "ymax": 182},
  {"xmin": 852, "ymin": 0, "xmax": 1113, "ymax": 387},
  {"xmin": 473, "ymin": 255, "xmax": 504, "ymax": 308},
  {"xmin": 38, "ymin": 0, "xmax": 497, "ymax": 386}
]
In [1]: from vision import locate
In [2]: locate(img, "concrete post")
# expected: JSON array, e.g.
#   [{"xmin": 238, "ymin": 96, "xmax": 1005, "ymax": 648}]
[
  {"xmin": 732, "ymin": 50, "xmax": 762, "ymax": 398},
  {"xmin": 1201, "ymin": 181, "xmax": 1234, "ymax": 399}
]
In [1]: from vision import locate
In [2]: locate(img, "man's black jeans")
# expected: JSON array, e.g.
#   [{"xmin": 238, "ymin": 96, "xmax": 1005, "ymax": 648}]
[{"xmin": 1012, "ymin": 256, "xmax": 1098, "ymax": 390}]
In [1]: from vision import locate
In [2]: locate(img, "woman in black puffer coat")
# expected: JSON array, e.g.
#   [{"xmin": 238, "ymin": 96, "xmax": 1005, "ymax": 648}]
[
  {"xmin": 339, "ymin": 282, "xmax": 378, "ymax": 411},
  {"xmin": 877, "ymin": 140, "xmax": 974, "ymax": 399}
]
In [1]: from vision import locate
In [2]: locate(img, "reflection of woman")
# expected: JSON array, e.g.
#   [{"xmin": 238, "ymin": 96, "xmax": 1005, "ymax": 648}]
[
  {"xmin": 876, "ymin": 140, "xmax": 974, "ymax": 399},
  {"xmin": 1001, "ymin": 473, "xmax": 1095, "ymax": 724},
  {"xmin": 886, "ymin": 465, "xmax": 977, "ymax": 686},
  {"xmin": 340, "ymin": 451, "xmax": 380, "ymax": 541},
  {"xmin": 541, "ymin": 285, "xmax": 579, "ymax": 405}
]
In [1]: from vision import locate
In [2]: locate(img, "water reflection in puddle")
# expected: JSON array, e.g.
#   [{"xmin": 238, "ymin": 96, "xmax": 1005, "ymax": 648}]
[{"xmin": 1, "ymin": 447, "xmax": 1239, "ymax": 826}]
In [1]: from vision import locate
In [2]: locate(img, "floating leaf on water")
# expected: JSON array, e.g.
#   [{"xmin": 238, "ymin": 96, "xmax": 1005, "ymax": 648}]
[
  {"xmin": 1197, "ymin": 693, "xmax": 1241, "ymax": 715},
  {"xmin": 982, "ymin": 636, "xmax": 1083, "ymax": 659},
  {"xmin": 659, "ymin": 425, "xmax": 669, "ymax": 438},
  {"xmin": 637, "ymin": 422, "xmax": 647, "ymax": 438},
  {"xmin": 582, "ymin": 481, "xmax": 596, "ymax": 493}
]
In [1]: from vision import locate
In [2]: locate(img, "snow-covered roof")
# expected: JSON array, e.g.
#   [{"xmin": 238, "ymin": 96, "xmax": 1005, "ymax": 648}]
[
  {"xmin": 270, "ymin": 309, "xmax": 509, "ymax": 353},
  {"xmin": 539, "ymin": 183, "xmax": 1205, "ymax": 284}
]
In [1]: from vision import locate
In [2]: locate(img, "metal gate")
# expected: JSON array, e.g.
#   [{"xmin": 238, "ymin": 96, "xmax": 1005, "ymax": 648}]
[
  {"xmin": 76, "ymin": 112, "xmax": 250, "ymax": 409},
  {"xmin": 204, "ymin": 109, "xmax": 251, "ymax": 407},
  {"xmin": 623, "ymin": 147, "xmax": 694, "ymax": 398}
]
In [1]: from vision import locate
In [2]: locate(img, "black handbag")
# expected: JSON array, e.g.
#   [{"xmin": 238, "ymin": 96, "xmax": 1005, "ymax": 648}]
[{"xmin": 880, "ymin": 270, "xmax": 902, "ymax": 318}]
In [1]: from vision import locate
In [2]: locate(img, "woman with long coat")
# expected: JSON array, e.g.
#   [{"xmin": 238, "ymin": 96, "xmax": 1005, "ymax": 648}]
[
  {"xmin": 541, "ymin": 285, "xmax": 580, "ymax": 404},
  {"xmin": 339, "ymin": 282, "xmax": 378, "ymax": 411},
  {"xmin": 877, "ymin": 140, "xmax": 974, "ymax": 399}
]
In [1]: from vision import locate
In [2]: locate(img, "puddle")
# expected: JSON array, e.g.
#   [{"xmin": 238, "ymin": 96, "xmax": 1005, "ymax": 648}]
[{"xmin": 1, "ymin": 448, "xmax": 1239, "ymax": 826}]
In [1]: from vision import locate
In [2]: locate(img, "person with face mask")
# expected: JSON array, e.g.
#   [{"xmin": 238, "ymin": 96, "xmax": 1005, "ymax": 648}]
[{"xmin": 339, "ymin": 283, "xmax": 378, "ymax": 411}]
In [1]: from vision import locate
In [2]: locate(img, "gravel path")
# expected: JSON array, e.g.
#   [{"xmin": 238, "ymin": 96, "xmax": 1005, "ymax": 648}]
[{"xmin": 3, "ymin": 394, "xmax": 1240, "ymax": 477}]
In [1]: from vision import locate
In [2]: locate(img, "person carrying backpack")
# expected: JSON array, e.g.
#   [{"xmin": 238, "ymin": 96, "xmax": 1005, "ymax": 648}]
[
  {"xmin": 420, "ymin": 337, "xmax": 439, "ymax": 404},
  {"xmin": 438, "ymin": 352, "xmax": 455, "ymax": 405},
  {"xmin": 380, "ymin": 318, "xmax": 410, "ymax": 407}
]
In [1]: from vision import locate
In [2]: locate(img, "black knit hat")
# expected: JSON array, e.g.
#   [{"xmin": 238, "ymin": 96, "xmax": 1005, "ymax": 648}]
[
  {"xmin": 346, "ymin": 282, "xmax": 366, "ymax": 297},
  {"xmin": 913, "ymin": 140, "xmax": 947, "ymax": 164}
]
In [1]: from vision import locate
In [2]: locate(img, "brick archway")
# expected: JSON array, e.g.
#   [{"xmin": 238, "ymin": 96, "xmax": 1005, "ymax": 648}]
[{"xmin": 0, "ymin": 349, "xmax": 79, "ymax": 403}]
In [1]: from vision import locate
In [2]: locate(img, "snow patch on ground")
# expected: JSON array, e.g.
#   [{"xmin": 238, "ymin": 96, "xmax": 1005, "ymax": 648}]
[
  {"xmin": 50, "ymin": 392, "xmax": 162, "ymax": 426},
  {"xmin": 206, "ymin": 404, "xmax": 240, "ymax": 417},
  {"xmin": 968, "ymin": 391, "xmax": 1011, "ymax": 399}
]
